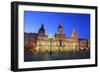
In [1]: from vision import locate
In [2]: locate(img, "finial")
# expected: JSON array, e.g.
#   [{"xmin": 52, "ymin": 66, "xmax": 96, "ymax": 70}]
[{"xmin": 41, "ymin": 23, "xmax": 44, "ymax": 28}]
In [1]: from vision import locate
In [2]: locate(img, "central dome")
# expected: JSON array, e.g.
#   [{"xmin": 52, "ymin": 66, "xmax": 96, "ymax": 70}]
[
  {"xmin": 58, "ymin": 24, "xmax": 62, "ymax": 29},
  {"xmin": 38, "ymin": 24, "xmax": 45, "ymax": 35}
]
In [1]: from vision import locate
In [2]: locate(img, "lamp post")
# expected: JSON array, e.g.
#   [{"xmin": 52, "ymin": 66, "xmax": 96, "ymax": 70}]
[
  {"xmin": 73, "ymin": 42, "xmax": 77, "ymax": 53},
  {"xmin": 48, "ymin": 35, "xmax": 53, "ymax": 54},
  {"xmin": 58, "ymin": 40, "xmax": 62, "ymax": 53}
]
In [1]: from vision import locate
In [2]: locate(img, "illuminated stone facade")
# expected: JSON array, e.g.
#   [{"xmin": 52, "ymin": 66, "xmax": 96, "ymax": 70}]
[{"xmin": 24, "ymin": 24, "xmax": 90, "ymax": 53}]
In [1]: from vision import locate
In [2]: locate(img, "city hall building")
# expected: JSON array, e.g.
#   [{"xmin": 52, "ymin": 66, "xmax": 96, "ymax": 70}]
[{"xmin": 24, "ymin": 24, "xmax": 90, "ymax": 53}]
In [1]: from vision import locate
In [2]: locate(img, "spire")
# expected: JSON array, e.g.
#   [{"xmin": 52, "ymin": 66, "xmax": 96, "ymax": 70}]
[
  {"xmin": 41, "ymin": 24, "xmax": 44, "ymax": 28},
  {"xmin": 71, "ymin": 28, "xmax": 78, "ymax": 39}
]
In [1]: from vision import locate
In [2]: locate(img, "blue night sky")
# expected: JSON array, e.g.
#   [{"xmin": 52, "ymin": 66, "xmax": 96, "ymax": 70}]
[{"xmin": 24, "ymin": 11, "xmax": 90, "ymax": 39}]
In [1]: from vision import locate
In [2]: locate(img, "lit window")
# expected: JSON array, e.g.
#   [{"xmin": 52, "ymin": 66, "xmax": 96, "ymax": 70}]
[{"xmin": 42, "ymin": 43, "xmax": 44, "ymax": 45}]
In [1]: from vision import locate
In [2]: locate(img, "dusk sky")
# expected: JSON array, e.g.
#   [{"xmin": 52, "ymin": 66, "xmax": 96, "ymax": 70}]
[{"xmin": 24, "ymin": 11, "xmax": 90, "ymax": 39}]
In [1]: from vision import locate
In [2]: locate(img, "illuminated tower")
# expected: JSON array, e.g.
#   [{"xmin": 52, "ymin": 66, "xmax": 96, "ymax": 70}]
[
  {"xmin": 71, "ymin": 29, "xmax": 79, "ymax": 51},
  {"xmin": 71, "ymin": 29, "xmax": 78, "ymax": 39}
]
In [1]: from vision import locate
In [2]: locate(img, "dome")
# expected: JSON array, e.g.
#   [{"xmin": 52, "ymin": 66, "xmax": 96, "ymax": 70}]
[
  {"xmin": 57, "ymin": 24, "xmax": 63, "ymax": 34},
  {"xmin": 38, "ymin": 24, "xmax": 45, "ymax": 35},
  {"xmin": 58, "ymin": 24, "xmax": 62, "ymax": 29}
]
